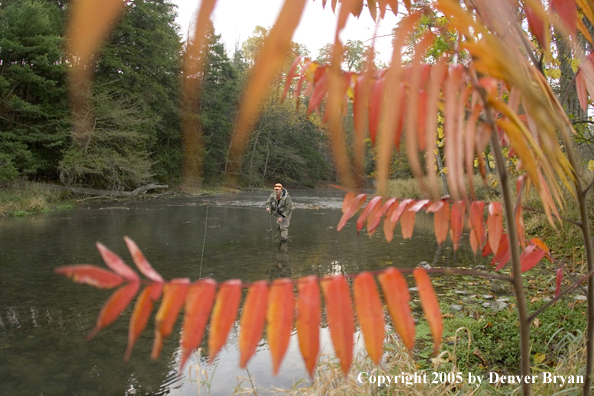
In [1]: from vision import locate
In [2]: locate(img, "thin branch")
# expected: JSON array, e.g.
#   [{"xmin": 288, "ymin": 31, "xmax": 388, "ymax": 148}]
[
  {"xmin": 559, "ymin": 71, "xmax": 578, "ymax": 107},
  {"xmin": 528, "ymin": 268, "xmax": 594, "ymax": 324},
  {"xmin": 584, "ymin": 178, "xmax": 594, "ymax": 195}
]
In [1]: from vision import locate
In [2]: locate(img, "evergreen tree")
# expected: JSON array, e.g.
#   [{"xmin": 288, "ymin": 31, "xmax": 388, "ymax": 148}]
[
  {"xmin": 0, "ymin": 0, "xmax": 68, "ymax": 181},
  {"xmin": 60, "ymin": 0, "xmax": 182, "ymax": 187}
]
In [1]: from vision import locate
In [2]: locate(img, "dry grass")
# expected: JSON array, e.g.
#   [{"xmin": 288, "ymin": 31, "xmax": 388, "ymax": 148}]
[
  {"xmin": 0, "ymin": 180, "xmax": 73, "ymax": 217},
  {"xmin": 386, "ymin": 174, "xmax": 500, "ymax": 202}
]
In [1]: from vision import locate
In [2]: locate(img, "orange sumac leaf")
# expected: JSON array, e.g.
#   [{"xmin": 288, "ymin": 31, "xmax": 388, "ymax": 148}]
[
  {"xmin": 450, "ymin": 201, "xmax": 465, "ymax": 251},
  {"xmin": 152, "ymin": 278, "xmax": 190, "ymax": 359},
  {"xmin": 368, "ymin": 78, "xmax": 385, "ymax": 145},
  {"xmin": 383, "ymin": 200, "xmax": 399, "ymax": 242},
  {"xmin": 470, "ymin": 201, "xmax": 486, "ymax": 248},
  {"xmin": 124, "ymin": 237, "xmax": 164, "ymax": 283},
  {"xmin": 353, "ymin": 272, "xmax": 385, "ymax": 365},
  {"xmin": 55, "ymin": 265, "xmax": 123, "ymax": 289},
  {"xmin": 469, "ymin": 229, "xmax": 479, "ymax": 255},
  {"xmin": 368, "ymin": 198, "xmax": 397, "ymax": 234},
  {"xmin": 427, "ymin": 201, "xmax": 449, "ymax": 246},
  {"xmin": 338, "ymin": 193, "xmax": 367, "ymax": 231},
  {"xmin": 208, "ymin": 279, "xmax": 242, "ymax": 363},
  {"xmin": 377, "ymin": 268, "xmax": 415, "ymax": 351},
  {"xmin": 297, "ymin": 276, "xmax": 320, "ymax": 379},
  {"xmin": 520, "ymin": 245, "xmax": 546, "ymax": 273},
  {"xmin": 413, "ymin": 268, "xmax": 442, "ymax": 354},
  {"xmin": 342, "ymin": 191, "xmax": 355, "ymax": 213},
  {"xmin": 488, "ymin": 202, "xmax": 503, "ymax": 253},
  {"xmin": 88, "ymin": 281, "xmax": 140, "ymax": 341},
  {"xmin": 239, "ymin": 280, "xmax": 268, "ymax": 368},
  {"xmin": 390, "ymin": 198, "xmax": 413, "ymax": 223},
  {"xmin": 400, "ymin": 206, "xmax": 416, "ymax": 239},
  {"xmin": 531, "ymin": 237, "xmax": 552, "ymax": 261},
  {"xmin": 493, "ymin": 235, "xmax": 511, "ymax": 271},
  {"xmin": 179, "ymin": 279, "xmax": 216, "ymax": 371},
  {"xmin": 356, "ymin": 196, "xmax": 383, "ymax": 233},
  {"xmin": 96, "ymin": 242, "xmax": 140, "ymax": 283},
  {"xmin": 125, "ymin": 283, "xmax": 162, "ymax": 361},
  {"xmin": 321, "ymin": 275, "xmax": 354, "ymax": 375},
  {"xmin": 267, "ymin": 278, "xmax": 294, "ymax": 375}
]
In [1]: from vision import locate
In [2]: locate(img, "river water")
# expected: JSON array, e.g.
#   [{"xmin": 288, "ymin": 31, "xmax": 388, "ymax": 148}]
[{"xmin": 0, "ymin": 189, "xmax": 479, "ymax": 395}]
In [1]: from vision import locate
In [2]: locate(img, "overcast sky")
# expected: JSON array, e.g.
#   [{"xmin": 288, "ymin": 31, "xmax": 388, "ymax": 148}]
[{"xmin": 171, "ymin": 0, "xmax": 399, "ymax": 64}]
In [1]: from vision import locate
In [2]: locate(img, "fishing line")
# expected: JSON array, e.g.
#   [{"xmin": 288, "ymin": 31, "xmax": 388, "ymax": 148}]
[{"xmin": 199, "ymin": 205, "xmax": 209, "ymax": 279}]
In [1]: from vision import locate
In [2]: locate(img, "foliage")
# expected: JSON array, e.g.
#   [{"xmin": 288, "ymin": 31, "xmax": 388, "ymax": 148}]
[
  {"xmin": 55, "ymin": 237, "xmax": 444, "ymax": 377},
  {"xmin": 0, "ymin": 0, "xmax": 69, "ymax": 181}
]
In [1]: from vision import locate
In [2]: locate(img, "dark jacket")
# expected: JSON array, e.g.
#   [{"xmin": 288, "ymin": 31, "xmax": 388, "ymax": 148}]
[{"xmin": 265, "ymin": 188, "xmax": 293, "ymax": 219}]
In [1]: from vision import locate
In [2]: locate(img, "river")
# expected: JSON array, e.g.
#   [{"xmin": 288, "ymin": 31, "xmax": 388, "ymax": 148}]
[{"xmin": 0, "ymin": 189, "xmax": 479, "ymax": 395}]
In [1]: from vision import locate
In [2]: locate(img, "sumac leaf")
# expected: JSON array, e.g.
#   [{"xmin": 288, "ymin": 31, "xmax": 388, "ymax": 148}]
[
  {"xmin": 400, "ymin": 207, "xmax": 416, "ymax": 239},
  {"xmin": 55, "ymin": 265, "xmax": 123, "ymax": 289},
  {"xmin": 427, "ymin": 200, "xmax": 449, "ymax": 246},
  {"xmin": 356, "ymin": 196, "xmax": 383, "ymax": 233},
  {"xmin": 239, "ymin": 280, "xmax": 268, "ymax": 368},
  {"xmin": 488, "ymin": 202, "xmax": 503, "ymax": 253},
  {"xmin": 125, "ymin": 283, "xmax": 162, "ymax": 361},
  {"xmin": 296, "ymin": 276, "xmax": 320, "ymax": 378},
  {"xmin": 124, "ymin": 237, "xmax": 164, "ymax": 283},
  {"xmin": 208, "ymin": 279, "xmax": 242, "ymax": 363},
  {"xmin": 96, "ymin": 242, "xmax": 140, "ymax": 283},
  {"xmin": 450, "ymin": 201, "xmax": 465, "ymax": 251},
  {"xmin": 493, "ymin": 235, "xmax": 511, "ymax": 271},
  {"xmin": 267, "ymin": 278, "xmax": 295, "ymax": 375},
  {"xmin": 377, "ymin": 268, "xmax": 415, "ymax": 352},
  {"xmin": 152, "ymin": 279, "xmax": 190, "ymax": 359},
  {"xmin": 88, "ymin": 281, "xmax": 140, "ymax": 341},
  {"xmin": 520, "ymin": 245, "xmax": 546, "ymax": 273},
  {"xmin": 368, "ymin": 198, "xmax": 396, "ymax": 234},
  {"xmin": 179, "ymin": 279, "xmax": 216, "ymax": 371},
  {"xmin": 413, "ymin": 268, "xmax": 442, "ymax": 354},
  {"xmin": 321, "ymin": 275, "xmax": 355, "ymax": 375},
  {"xmin": 353, "ymin": 272, "xmax": 385, "ymax": 365},
  {"xmin": 338, "ymin": 193, "xmax": 367, "ymax": 231},
  {"xmin": 469, "ymin": 201, "xmax": 486, "ymax": 248}
]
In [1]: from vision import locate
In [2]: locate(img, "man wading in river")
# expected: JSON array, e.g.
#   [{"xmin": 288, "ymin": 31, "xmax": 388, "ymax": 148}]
[{"xmin": 265, "ymin": 183, "xmax": 293, "ymax": 242}]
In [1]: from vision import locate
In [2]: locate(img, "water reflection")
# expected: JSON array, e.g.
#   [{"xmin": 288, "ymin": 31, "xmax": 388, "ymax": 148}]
[{"xmin": 0, "ymin": 190, "xmax": 488, "ymax": 396}]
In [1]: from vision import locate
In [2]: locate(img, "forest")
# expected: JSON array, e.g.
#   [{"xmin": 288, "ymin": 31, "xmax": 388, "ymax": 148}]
[{"xmin": 0, "ymin": 0, "xmax": 389, "ymax": 190}]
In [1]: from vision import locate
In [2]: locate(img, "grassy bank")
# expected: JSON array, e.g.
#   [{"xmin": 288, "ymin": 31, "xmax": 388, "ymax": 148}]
[{"xmin": 0, "ymin": 181, "xmax": 75, "ymax": 217}]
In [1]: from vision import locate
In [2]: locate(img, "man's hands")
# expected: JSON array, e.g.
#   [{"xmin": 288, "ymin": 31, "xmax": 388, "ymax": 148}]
[
  {"xmin": 266, "ymin": 207, "xmax": 270, "ymax": 212},
  {"xmin": 277, "ymin": 217, "xmax": 282, "ymax": 223}
]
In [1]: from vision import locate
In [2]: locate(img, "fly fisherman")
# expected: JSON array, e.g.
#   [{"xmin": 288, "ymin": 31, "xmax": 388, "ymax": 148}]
[{"xmin": 265, "ymin": 183, "xmax": 293, "ymax": 242}]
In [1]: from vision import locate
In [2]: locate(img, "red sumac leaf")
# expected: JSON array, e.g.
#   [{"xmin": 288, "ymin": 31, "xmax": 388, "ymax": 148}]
[
  {"xmin": 353, "ymin": 272, "xmax": 385, "ymax": 365},
  {"xmin": 551, "ymin": 0, "xmax": 577, "ymax": 37},
  {"xmin": 179, "ymin": 279, "xmax": 216, "ymax": 371},
  {"xmin": 488, "ymin": 202, "xmax": 503, "ymax": 253},
  {"xmin": 342, "ymin": 192, "xmax": 355, "ymax": 213},
  {"xmin": 338, "ymin": 193, "xmax": 367, "ymax": 231},
  {"xmin": 88, "ymin": 281, "xmax": 140, "ymax": 341},
  {"xmin": 368, "ymin": 198, "xmax": 396, "ymax": 234},
  {"xmin": 377, "ymin": 268, "xmax": 415, "ymax": 352},
  {"xmin": 55, "ymin": 265, "xmax": 123, "ymax": 289},
  {"xmin": 400, "ymin": 207, "xmax": 416, "ymax": 239},
  {"xmin": 152, "ymin": 278, "xmax": 189, "ymax": 359},
  {"xmin": 125, "ymin": 283, "xmax": 162, "ymax": 361},
  {"xmin": 413, "ymin": 268, "xmax": 442, "ymax": 354},
  {"xmin": 493, "ymin": 235, "xmax": 511, "ymax": 271},
  {"xmin": 239, "ymin": 280, "xmax": 268, "ymax": 368},
  {"xmin": 450, "ymin": 201, "xmax": 465, "ymax": 251},
  {"xmin": 383, "ymin": 200, "xmax": 399, "ymax": 242},
  {"xmin": 297, "ymin": 276, "xmax": 320, "ymax": 378},
  {"xmin": 321, "ymin": 275, "xmax": 355, "ymax": 375},
  {"xmin": 520, "ymin": 245, "xmax": 546, "ymax": 273},
  {"xmin": 96, "ymin": 242, "xmax": 140, "ymax": 283},
  {"xmin": 124, "ymin": 237, "xmax": 164, "ymax": 283},
  {"xmin": 526, "ymin": 1, "xmax": 547, "ymax": 48},
  {"xmin": 390, "ymin": 199, "xmax": 413, "ymax": 223},
  {"xmin": 368, "ymin": 78, "xmax": 385, "ymax": 145},
  {"xmin": 267, "ymin": 278, "xmax": 294, "ymax": 375},
  {"xmin": 282, "ymin": 56, "xmax": 301, "ymax": 102},
  {"xmin": 208, "ymin": 279, "xmax": 242, "ymax": 363},
  {"xmin": 430, "ymin": 201, "xmax": 449, "ymax": 246},
  {"xmin": 356, "ymin": 196, "xmax": 383, "ymax": 233},
  {"xmin": 470, "ymin": 201, "xmax": 486, "ymax": 248}
]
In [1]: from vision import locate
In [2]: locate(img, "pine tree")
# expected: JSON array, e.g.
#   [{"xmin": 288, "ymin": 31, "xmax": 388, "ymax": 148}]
[{"xmin": 0, "ymin": 0, "xmax": 69, "ymax": 181}]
